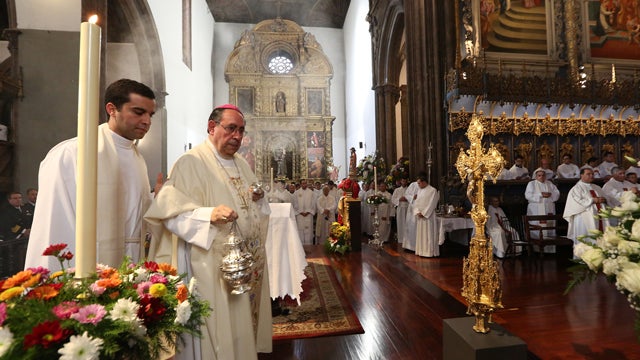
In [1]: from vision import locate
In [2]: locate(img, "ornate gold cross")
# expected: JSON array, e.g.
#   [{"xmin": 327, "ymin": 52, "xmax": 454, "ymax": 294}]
[{"xmin": 455, "ymin": 113, "xmax": 504, "ymax": 333}]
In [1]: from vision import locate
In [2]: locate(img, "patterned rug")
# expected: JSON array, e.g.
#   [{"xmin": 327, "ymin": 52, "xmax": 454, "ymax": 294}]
[{"xmin": 272, "ymin": 257, "xmax": 364, "ymax": 340}]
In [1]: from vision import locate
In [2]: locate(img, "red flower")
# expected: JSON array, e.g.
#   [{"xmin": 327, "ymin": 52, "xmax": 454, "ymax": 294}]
[
  {"xmin": 137, "ymin": 294, "xmax": 166, "ymax": 326},
  {"xmin": 60, "ymin": 251, "xmax": 73, "ymax": 261},
  {"xmin": 144, "ymin": 261, "xmax": 159, "ymax": 272},
  {"xmin": 42, "ymin": 243, "xmax": 68, "ymax": 257},
  {"xmin": 23, "ymin": 320, "xmax": 72, "ymax": 349}
]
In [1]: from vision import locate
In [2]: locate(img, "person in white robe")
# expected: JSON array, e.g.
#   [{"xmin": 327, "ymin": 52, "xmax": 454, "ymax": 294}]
[
  {"xmin": 267, "ymin": 180, "xmax": 292, "ymax": 203},
  {"xmin": 293, "ymin": 179, "xmax": 316, "ymax": 244},
  {"xmin": 525, "ymin": 169, "xmax": 560, "ymax": 252},
  {"xmin": 316, "ymin": 185, "xmax": 337, "ymax": 244},
  {"xmin": 538, "ymin": 158, "xmax": 556, "ymax": 180},
  {"xmin": 375, "ymin": 182, "xmax": 393, "ymax": 243},
  {"xmin": 145, "ymin": 104, "xmax": 272, "ymax": 360},
  {"xmin": 402, "ymin": 178, "xmax": 421, "ymax": 251},
  {"xmin": 597, "ymin": 152, "xmax": 618, "ymax": 179},
  {"xmin": 391, "ymin": 178, "xmax": 410, "ymax": 244},
  {"xmin": 25, "ymin": 79, "xmax": 160, "ymax": 270},
  {"xmin": 509, "ymin": 155, "xmax": 530, "ymax": 180},
  {"xmin": 581, "ymin": 157, "xmax": 602, "ymax": 179},
  {"xmin": 359, "ymin": 182, "xmax": 371, "ymax": 235},
  {"xmin": 602, "ymin": 167, "xmax": 638, "ymax": 207},
  {"xmin": 626, "ymin": 171, "xmax": 640, "ymax": 190},
  {"xmin": 486, "ymin": 196, "xmax": 515, "ymax": 258},
  {"xmin": 556, "ymin": 154, "xmax": 580, "ymax": 179},
  {"xmin": 413, "ymin": 175, "xmax": 439, "ymax": 257},
  {"xmin": 563, "ymin": 168, "xmax": 609, "ymax": 253}
]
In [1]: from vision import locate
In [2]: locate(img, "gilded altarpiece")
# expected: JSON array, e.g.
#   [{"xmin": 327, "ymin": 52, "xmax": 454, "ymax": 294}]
[{"xmin": 225, "ymin": 19, "xmax": 335, "ymax": 185}]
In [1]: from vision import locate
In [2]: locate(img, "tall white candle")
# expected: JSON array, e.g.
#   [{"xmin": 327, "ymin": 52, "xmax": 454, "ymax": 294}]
[
  {"xmin": 374, "ymin": 166, "xmax": 378, "ymax": 193},
  {"xmin": 75, "ymin": 15, "xmax": 101, "ymax": 278},
  {"xmin": 270, "ymin": 167, "xmax": 274, "ymax": 192}
]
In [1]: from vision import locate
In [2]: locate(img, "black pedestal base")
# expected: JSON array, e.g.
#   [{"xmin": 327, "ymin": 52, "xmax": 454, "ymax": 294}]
[{"xmin": 443, "ymin": 317, "xmax": 527, "ymax": 360}]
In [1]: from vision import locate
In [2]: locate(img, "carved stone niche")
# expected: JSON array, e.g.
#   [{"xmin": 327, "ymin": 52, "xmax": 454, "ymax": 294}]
[{"xmin": 225, "ymin": 18, "xmax": 335, "ymax": 183}]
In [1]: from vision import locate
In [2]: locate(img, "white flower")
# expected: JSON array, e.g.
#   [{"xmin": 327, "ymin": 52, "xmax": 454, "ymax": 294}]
[
  {"xmin": 109, "ymin": 298, "xmax": 140, "ymax": 323},
  {"xmin": 602, "ymin": 258, "xmax": 620, "ymax": 276},
  {"xmin": 573, "ymin": 242, "xmax": 591, "ymax": 259},
  {"xmin": 0, "ymin": 327, "xmax": 14, "ymax": 357},
  {"xmin": 175, "ymin": 300, "xmax": 192, "ymax": 325},
  {"xmin": 131, "ymin": 268, "xmax": 149, "ymax": 283},
  {"xmin": 620, "ymin": 191, "xmax": 638, "ymax": 206},
  {"xmin": 630, "ymin": 220, "xmax": 640, "ymax": 241},
  {"xmin": 617, "ymin": 240, "xmax": 640, "ymax": 256},
  {"xmin": 580, "ymin": 247, "xmax": 605, "ymax": 271},
  {"xmin": 617, "ymin": 267, "xmax": 640, "ymax": 294},
  {"xmin": 611, "ymin": 208, "xmax": 627, "ymax": 218},
  {"xmin": 601, "ymin": 227, "xmax": 623, "ymax": 249},
  {"xmin": 58, "ymin": 331, "xmax": 103, "ymax": 360}
]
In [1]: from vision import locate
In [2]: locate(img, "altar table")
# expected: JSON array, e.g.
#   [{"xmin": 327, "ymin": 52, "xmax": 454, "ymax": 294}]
[
  {"xmin": 437, "ymin": 216, "xmax": 475, "ymax": 246},
  {"xmin": 265, "ymin": 203, "xmax": 307, "ymax": 304}
]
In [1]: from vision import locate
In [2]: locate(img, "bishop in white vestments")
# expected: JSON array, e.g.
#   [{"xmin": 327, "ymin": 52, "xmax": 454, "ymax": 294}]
[{"xmin": 145, "ymin": 105, "xmax": 272, "ymax": 360}]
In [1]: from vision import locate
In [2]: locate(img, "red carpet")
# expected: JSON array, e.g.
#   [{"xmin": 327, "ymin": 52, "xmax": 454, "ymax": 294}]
[{"xmin": 272, "ymin": 257, "xmax": 364, "ymax": 340}]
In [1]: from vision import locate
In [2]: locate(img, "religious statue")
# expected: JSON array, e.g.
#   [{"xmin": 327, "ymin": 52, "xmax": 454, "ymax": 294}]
[
  {"xmin": 494, "ymin": 138, "xmax": 509, "ymax": 164},
  {"xmin": 538, "ymin": 140, "xmax": 553, "ymax": 162},
  {"xmin": 582, "ymin": 141, "xmax": 594, "ymax": 162},
  {"xmin": 455, "ymin": 114, "xmax": 503, "ymax": 334},
  {"xmin": 516, "ymin": 141, "xmax": 532, "ymax": 168},
  {"xmin": 274, "ymin": 148, "xmax": 287, "ymax": 177},
  {"xmin": 349, "ymin": 147, "xmax": 357, "ymax": 175},
  {"xmin": 560, "ymin": 138, "xmax": 573, "ymax": 157},
  {"xmin": 602, "ymin": 142, "xmax": 615, "ymax": 156},
  {"xmin": 275, "ymin": 91, "xmax": 286, "ymax": 113}
]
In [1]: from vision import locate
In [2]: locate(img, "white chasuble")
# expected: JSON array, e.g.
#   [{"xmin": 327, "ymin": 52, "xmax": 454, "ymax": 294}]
[{"xmin": 145, "ymin": 140, "xmax": 272, "ymax": 360}]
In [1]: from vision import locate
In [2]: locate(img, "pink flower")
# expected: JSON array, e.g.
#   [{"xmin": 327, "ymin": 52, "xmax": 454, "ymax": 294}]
[
  {"xmin": 52, "ymin": 301, "xmax": 80, "ymax": 320},
  {"xmin": 26, "ymin": 266, "xmax": 50, "ymax": 278},
  {"xmin": 89, "ymin": 282, "xmax": 106, "ymax": 296},
  {"xmin": 70, "ymin": 304, "xmax": 106, "ymax": 325},
  {"xmin": 149, "ymin": 274, "xmax": 167, "ymax": 284},
  {"xmin": 0, "ymin": 302, "xmax": 6, "ymax": 325},
  {"xmin": 136, "ymin": 281, "xmax": 153, "ymax": 297}
]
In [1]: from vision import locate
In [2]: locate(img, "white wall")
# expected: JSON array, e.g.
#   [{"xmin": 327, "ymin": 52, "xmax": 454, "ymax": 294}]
[
  {"xmin": 343, "ymin": 0, "xmax": 376, "ymax": 174},
  {"xmin": 16, "ymin": 0, "xmax": 80, "ymax": 31},
  {"xmin": 148, "ymin": 0, "xmax": 215, "ymax": 169},
  {"xmin": 212, "ymin": 22, "xmax": 348, "ymax": 179}
]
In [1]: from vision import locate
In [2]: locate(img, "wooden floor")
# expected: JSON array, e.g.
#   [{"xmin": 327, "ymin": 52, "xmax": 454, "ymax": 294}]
[{"xmin": 259, "ymin": 240, "xmax": 640, "ymax": 360}]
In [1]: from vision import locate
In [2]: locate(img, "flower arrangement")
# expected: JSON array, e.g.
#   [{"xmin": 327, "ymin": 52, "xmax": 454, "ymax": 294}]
[
  {"xmin": 366, "ymin": 194, "xmax": 388, "ymax": 205},
  {"xmin": 385, "ymin": 157, "xmax": 410, "ymax": 189},
  {"xmin": 567, "ymin": 190, "xmax": 640, "ymax": 338},
  {"xmin": 325, "ymin": 222, "xmax": 351, "ymax": 255},
  {"xmin": 356, "ymin": 151, "xmax": 387, "ymax": 185},
  {"xmin": 0, "ymin": 244, "xmax": 210, "ymax": 360}
]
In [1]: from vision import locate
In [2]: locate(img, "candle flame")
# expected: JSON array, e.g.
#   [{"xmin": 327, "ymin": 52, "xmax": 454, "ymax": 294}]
[{"xmin": 88, "ymin": 15, "xmax": 98, "ymax": 24}]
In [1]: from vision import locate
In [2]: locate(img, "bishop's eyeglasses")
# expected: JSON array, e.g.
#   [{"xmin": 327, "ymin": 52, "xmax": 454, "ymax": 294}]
[{"xmin": 217, "ymin": 123, "xmax": 246, "ymax": 136}]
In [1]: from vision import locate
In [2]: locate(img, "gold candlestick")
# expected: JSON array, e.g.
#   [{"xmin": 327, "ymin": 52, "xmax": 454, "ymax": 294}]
[{"xmin": 454, "ymin": 113, "xmax": 504, "ymax": 333}]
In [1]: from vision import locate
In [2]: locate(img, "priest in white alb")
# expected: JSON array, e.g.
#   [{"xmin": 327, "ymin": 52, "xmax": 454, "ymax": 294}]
[
  {"xmin": 413, "ymin": 174, "xmax": 440, "ymax": 257},
  {"xmin": 524, "ymin": 168, "xmax": 560, "ymax": 251},
  {"xmin": 563, "ymin": 168, "xmax": 609, "ymax": 250},
  {"xmin": 25, "ymin": 79, "xmax": 160, "ymax": 270},
  {"xmin": 316, "ymin": 185, "xmax": 337, "ymax": 244},
  {"xmin": 391, "ymin": 177, "xmax": 410, "ymax": 244}
]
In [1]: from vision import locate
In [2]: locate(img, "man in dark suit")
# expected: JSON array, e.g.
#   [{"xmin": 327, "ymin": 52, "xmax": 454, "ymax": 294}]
[
  {"xmin": 0, "ymin": 191, "xmax": 30, "ymax": 240},
  {"xmin": 22, "ymin": 188, "xmax": 37, "ymax": 228}
]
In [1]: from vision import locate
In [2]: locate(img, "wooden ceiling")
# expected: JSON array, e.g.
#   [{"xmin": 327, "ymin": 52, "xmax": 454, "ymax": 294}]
[{"xmin": 205, "ymin": 0, "xmax": 351, "ymax": 28}]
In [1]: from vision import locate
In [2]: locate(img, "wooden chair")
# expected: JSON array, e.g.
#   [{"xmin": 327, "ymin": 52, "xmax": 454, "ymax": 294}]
[
  {"xmin": 522, "ymin": 215, "xmax": 573, "ymax": 257},
  {"xmin": 499, "ymin": 216, "xmax": 532, "ymax": 257}
]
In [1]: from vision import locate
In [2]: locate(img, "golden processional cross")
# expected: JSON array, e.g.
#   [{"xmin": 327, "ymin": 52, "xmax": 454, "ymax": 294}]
[{"xmin": 455, "ymin": 113, "xmax": 504, "ymax": 333}]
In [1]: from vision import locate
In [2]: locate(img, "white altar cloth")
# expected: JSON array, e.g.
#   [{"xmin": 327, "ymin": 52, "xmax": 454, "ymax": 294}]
[
  {"xmin": 266, "ymin": 203, "xmax": 307, "ymax": 304},
  {"xmin": 437, "ymin": 216, "xmax": 475, "ymax": 246}
]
